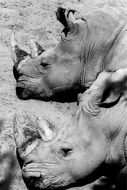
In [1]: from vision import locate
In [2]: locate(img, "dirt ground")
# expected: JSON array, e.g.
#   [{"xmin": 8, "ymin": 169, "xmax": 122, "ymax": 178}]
[{"xmin": 0, "ymin": 0, "xmax": 127, "ymax": 190}]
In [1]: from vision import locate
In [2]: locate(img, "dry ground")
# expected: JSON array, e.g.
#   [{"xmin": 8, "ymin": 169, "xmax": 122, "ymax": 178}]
[{"xmin": 0, "ymin": 0, "xmax": 127, "ymax": 190}]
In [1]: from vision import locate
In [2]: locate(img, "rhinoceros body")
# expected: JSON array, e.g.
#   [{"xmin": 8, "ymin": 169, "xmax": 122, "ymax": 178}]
[
  {"xmin": 14, "ymin": 69, "xmax": 127, "ymax": 190},
  {"xmin": 11, "ymin": 7, "xmax": 127, "ymax": 101}
]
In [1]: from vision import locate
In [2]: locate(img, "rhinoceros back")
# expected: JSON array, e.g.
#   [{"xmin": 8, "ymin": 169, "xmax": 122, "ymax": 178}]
[{"xmin": 81, "ymin": 8, "xmax": 126, "ymax": 88}]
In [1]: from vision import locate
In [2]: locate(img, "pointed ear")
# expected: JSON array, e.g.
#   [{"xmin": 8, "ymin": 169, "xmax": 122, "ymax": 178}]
[
  {"xmin": 10, "ymin": 32, "xmax": 30, "ymax": 67},
  {"xmin": 56, "ymin": 7, "xmax": 75, "ymax": 34},
  {"xmin": 99, "ymin": 69, "xmax": 127, "ymax": 105},
  {"xmin": 29, "ymin": 39, "xmax": 45, "ymax": 58},
  {"xmin": 82, "ymin": 69, "xmax": 127, "ymax": 110}
]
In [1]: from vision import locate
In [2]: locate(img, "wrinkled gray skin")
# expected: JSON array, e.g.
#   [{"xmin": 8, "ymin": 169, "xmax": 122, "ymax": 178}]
[
  {"xmin": 14, "ymin": 69, "xmax": 127, "ymax": 190},
  {"xmin": 11, "ymin": 7, "xmax": 127, "ymax": 100}
]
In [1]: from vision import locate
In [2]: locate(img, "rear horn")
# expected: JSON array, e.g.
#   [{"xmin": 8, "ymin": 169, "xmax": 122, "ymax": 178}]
[
  {"xmin": 37, "ymin": 117, "xmax": 57, "ymax": 142},
  {"xmin": 29, "ymin": 39, "xmax": 45, "ymax": 59}
]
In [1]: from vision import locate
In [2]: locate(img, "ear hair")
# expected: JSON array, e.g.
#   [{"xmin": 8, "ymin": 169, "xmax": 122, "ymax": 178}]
[
  {"xmin": 56, "ymin": 7, "xmax": 75, "ymax": 34},
  {"xmin": 67, "ymin": 9, "xmax": 76, "ymax": 22}
]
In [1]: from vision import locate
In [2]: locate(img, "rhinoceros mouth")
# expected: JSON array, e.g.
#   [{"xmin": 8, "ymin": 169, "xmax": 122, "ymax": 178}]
[
  {"xmin": 22, "ymin": 162, "xmax": 76, "ymax": 190},
  {"xmin": 22, "ymin": 162, "xmax": 56, "ymax": 187},
  {"xmin": 16, "ymin": 83, "xmax": 33, "ymax": 99},
  {"xmin": 23, "ymin": 162, "xmax": 57, "ymax": 169},
  {"xmin": 22, "ymin": 163, "xmax": 44, "ymax": 177},
  {"xmin": 22, "ymin": 162, "xmax": 57, "ymax": 175},
  {"xmin": 16, "ymin": 80, "xmax": 41, "ymax": 99},
  {"xmin": 22, "ymin": 163, "xmax": 68, "ymax": 190},
  {"xmin": 16, "ymin": 81, "xmax": 26, "ymax": 89},
  {"xmin": 16, "ymin": 79, "xmax": 53, "ymax": 100}
]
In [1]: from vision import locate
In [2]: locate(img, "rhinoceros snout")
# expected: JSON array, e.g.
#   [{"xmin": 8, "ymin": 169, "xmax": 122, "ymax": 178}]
[
  {"xmin": 13, "ymin": 65, "xmax": 22, "ymax": 81},
  {"xmin": 16, "ymin": 86, "xmax": 25, "ymax": 97},
  {"xmin": 16, "ymin": 85, "xmax": 32, "ymax": 100}
]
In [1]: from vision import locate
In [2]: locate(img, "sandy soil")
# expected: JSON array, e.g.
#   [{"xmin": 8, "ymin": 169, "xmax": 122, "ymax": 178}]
[{"xmin": 0, "ymin": 0, "xmax": 127, "ymax": 190}]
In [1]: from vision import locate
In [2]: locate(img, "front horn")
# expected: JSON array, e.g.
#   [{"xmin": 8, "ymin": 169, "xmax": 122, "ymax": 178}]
[
  {"xmin": 10, "ymin": 32, "xmax": 30, "ymax": 67},
  {"xmin": 13, "ymin": 113, "xmax": 42, "ymax": 158}
]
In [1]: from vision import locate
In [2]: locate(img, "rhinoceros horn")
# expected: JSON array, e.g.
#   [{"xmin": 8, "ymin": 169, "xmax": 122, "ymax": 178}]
[
  {"xmin": 29, "ymin": 39, "xmax": 45, "ymax": 59},
  {"xmin": 14, "ymin": 114, "xmax": 42, "ymax": 158},
  {"xmin": 10, "ymin": 32, "xmax": 30, "ymax": 67},
  {"xmin": 36, "ymin": 117, "xmax": 57, "ymax": 142},
  {"xmin": 56, "ymin": 7, "xmax": 76, "ymax": 33},
  {"xmin": 13, "ymin": 113, "xmax": 57, "ymax": 158},
  {"xmin": 13, "ymin": 114, "xmax": 28, "ymax": 149}
]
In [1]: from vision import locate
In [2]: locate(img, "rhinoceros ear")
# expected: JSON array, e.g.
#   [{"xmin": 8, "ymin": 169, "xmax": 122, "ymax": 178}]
[
  {"xmin": 85, "ymin": 69, "xmax": 127, "ymax": 110},
  {"xmin": 36, "ymin": 117, "xmax": 57, "ymax": 142},
  {"xmin": 56, "ymin": 7, "xmax": 76, "ymax": 34},
  {"xmin": 10, "ymin": 33, "xmax": 30, "ymax": 66},
  {"xmin": 99, "ymin": 69, "xmax": 127, "ymax": 105},
  {"xmin": 29, "ymin": 39, "xmax": 45, "ymax": 58}
]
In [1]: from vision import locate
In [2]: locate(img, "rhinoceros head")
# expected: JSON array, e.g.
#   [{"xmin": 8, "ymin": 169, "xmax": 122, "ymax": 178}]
[
  {"xmin": 13, "ymin": 113, "xmax": 98, "ymax": 190},
  {"xmin": 14, "ymin": 69, "xmax": 127, "ymax": 190},
  {"xmin": 11, "ymin": 6, "xmax": 124, "ymax": 101},
  {"xmin": 11, "ymin": 7, "xmax": 87, "ymax": 100}
]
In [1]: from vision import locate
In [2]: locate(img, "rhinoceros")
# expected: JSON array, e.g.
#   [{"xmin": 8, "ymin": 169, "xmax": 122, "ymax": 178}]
[
  {"xmin": 13, "ymin": 68, "xmax": 127, "ymax": 190},
  {"xmin": 11, "ymin": 7, "xmax": 127, "ymax": 101}
]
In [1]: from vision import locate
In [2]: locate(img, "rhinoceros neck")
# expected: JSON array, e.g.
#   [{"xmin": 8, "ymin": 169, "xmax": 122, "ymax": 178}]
[
  {"xmin": 104, "ymin": 115, "xmax": 127, "ymax": 172},
  {"xmin": 81, "ymin": 10, "xmax": 125, "ymax": 88},
  {"xmin": 104, "ymin": 24, "xmax": 127, "ymax": 72}
]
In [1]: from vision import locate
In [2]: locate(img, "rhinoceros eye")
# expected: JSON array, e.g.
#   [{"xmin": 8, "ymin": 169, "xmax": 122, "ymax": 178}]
[
  {"xmin": 59, "ymin": 148, "xmax": 73, "ymax": 158},
  {"xmin": 40, "ymin": 62, "xmax": 49, "ymax": 68},
  {"xmin": 40, "ymin": 58, "xmax": 49, "ymax": 68}
]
